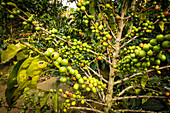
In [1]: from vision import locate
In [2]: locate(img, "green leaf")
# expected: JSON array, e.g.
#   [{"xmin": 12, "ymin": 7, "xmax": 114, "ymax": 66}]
[
  {"xmin": 35, "ymin": 91, "xmax": 50, "ymax": 113},
  {"xmin": 33, "ymin": 91, "xmax": 40, "ymax": 104},
  {"xmin": 89, "ymin": 0, "xmax": 97, "ymax": 21},
  {"xmin": 17, "ymin": 56, "xmax": 47, "ymax": 90},
  {"xmin": 142, "ymin": 92, "xmax": 152, "ymax": 104},
  {"xmin": 40, "ymin": 93, "xmax": 50, "ymax": 107},
  {"xmin": 1, "ymin": 43, "xmax": 26, "ymax": 63},
  {"xmin": 26, "ymin": 56, "xmax": 47, "ymax": 77},
  {"xmin": 7, "ymin": 2, "xmax": 18, "ymax": 8},
  {"xmin": 5, "ymin": 59, "xmax": 26, "ymax": 107},
  {"xmin": 159, "ymin": 21, "xmax": 164, "ymax": 31},
  {"xmin": 52, "ymin": 94, "xmax": 60, "ymax": 113},
  {"xmin": 98, "ymin": 13, "xmax": 102, "ymax": 20},
  {"xmin": 16, "ymin": 52, "xmax": 28, "ymax": 61},
  {"xmin": 135, "ymin": 89, "xmax": 141, "ymax": 95},
  {"xmin": 142, "ymin": 99, "xmax": 164, "ymax": 111},
  {"xmin": 139, "ymin": 13, "xmax": 146, "ymax": 25},
  {"xmin": 141, "ymin": 74, "xmax": 148, "ymax": 89}
]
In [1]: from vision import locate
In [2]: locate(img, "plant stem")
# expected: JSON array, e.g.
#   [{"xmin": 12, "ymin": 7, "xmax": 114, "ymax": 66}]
[{"xmin": 104, "ymin": 1, "xmax": 127, "ymax": 112}]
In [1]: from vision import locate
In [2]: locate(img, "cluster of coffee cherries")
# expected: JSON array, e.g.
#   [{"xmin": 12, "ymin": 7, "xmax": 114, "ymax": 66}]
[{"xmin": 115, "ymin": 34, "xmax": 169, "ymax": 74}]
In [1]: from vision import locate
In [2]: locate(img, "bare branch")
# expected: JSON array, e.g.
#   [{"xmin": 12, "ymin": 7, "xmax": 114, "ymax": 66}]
[
  {"xmin": 70, "ymin": 107, "xmax": 104, "ymax": 113},
  {"xmin": 127, "ymin": 0, "xmax": 136, "ymax": 34},
  {"xmin": 118, "ymin": 85, "xmax": 136, "ymax": 96},
  {"xmin": 60, "ymin": 0, "xmax": 63, "ymax": 27},
  {"xmin": 153, "ymin": 19, "xmax": 160, "ymax": 25},
  {"xmin": 58, "ymin": 93, "xmax": 107, "ymax": 106},
  {"xmin": 108, "ymin": 40, "xmax": 116, "ymax": 50},
  {"xmin": 120, "ymin": 35, "xmax": 139, "ymax": 48},
  {"xmin": 123, "ymin": 5, "xmax": 155, "ymax": 20},
  {"xmin": 86, "ymin": 66, "xmax": 108, "ymax": 83},
  {"xmin": 79, "ymin": 67, "xmax": 90, "ymax": 77},
  {"xmin": 112, "ymin": 109, "xmax": 155, "ymax": 113},
  {"xmin": 113, "ymin": 95, "xmax": 168, "ymax": 101},
  {"xmin": 114, "ymin": 65, "xmax": 170, "ymax": 85},
  {"xmin": 89, "ymin": 50, "xmax": 112, "ymax": 66}
]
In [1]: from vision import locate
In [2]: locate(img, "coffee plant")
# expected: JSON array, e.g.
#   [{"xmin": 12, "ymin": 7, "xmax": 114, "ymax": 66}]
[{"xmin": 0, "ymin": 0, "xmax": 170, "ymax": 113}]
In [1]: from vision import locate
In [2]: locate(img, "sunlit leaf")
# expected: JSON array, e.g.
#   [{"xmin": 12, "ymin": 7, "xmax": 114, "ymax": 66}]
[
  {"xmin": 7, "ymin": 2, "xmax": 18, "ymax": 8},
  {"xmin": 89, "ymin": 0, "xmax": 97, "ymax": 21},
  {"xmin": 1, "ymin": 43, "xmax": 26, "ymax": 63},
  {"xmin": 139, "ymin": 13, "xmax": 146, "ymax": 25},
  {"xmin": 159, "ymin": 21, "xmax": 164, "ymax": 31},
  {"xmin": 142, "ymin": 92, "xmax": 152, "ymax": 104},
  {"xmin": 16, "ymin": 52, "xmax": 28, "ymax": 61},
  {"xmin": 141, "ymin": 74, "xmax": 148, "ymax": 89},
  {"xmin": 135, "ymin": 89, "xmax": 141, "ymax": 95}
]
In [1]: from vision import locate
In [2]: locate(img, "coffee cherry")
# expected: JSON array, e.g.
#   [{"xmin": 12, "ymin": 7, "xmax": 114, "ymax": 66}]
[
  {"xmin": 59, "ymin": 67, "xmax": 67, "ymax": 73},
  {"xmin": 51, "ymin": 52, "xmax": 59, "ymax": 60},
  {"xmin": 73, "ymin": 83, "xmax": 79, "ymax": 90},
  {"xmin": 81, "ymin": 6, "xmax": 86, "ymax": 11},
  {"xmin": 45, "ymin": 48, "xmax": 54, "ymax": 57},
  {"xmin": 61, "ymin": 59, "xmax": 68, "ymax": 66}
]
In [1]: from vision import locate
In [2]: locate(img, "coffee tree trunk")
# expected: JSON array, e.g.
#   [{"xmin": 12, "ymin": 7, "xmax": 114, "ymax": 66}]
[{"xmin": 104, "ymin": 1, "xmax": 126, "ymax": 112}]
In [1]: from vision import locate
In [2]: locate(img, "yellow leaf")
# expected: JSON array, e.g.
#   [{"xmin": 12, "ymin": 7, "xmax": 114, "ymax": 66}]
[{"xmin": 159, "ymin": 21, "xmax": 164, "ymax": 31}]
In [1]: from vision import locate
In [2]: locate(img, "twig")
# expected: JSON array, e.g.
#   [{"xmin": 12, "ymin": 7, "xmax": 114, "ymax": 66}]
[
  {"xmin": 86, "ymin": 66, "xmax": 108, "ymax": 83},
  {"xmin": 123, "ymin": 5, "xmax": 155, "ymax": 20},
  {"xmin": 120, "ymin": 35, "xmax": 139, "ymax": 48},
  {"xmin": 109, "ymin": 0, "xmax": 116, "ymax": 17},
  {"xmin": 70, "ymin": 107, "xmax": 104, "ymax": 113},
  {"xmin": 97, "ymin": 3, "xmax": 116, "ymax": 40},
  {"xmin": 112, "ymin": 109, "xmax": 155, "ymax": 113},
  {"xmin": 118, "ymin": 85, "xmax": 136, "ymax": 97},
  {"xmin": 89, "ymin": 50, "xmax": 112, "ymax": 66},
  {"xmin": 113, "ymin": 95, "xmax": 168, "ymax": 101},
  {"xmin": 153, "ymin": 19, "xmax": 160, "ymax": 25},
  {"xmin": 80, "ymin": 67, "xmax": 90, "ymax": 77},
  {"xmin": 60, "ymin": 0, "xmax": 63, "ymax": 27},
  {"xmin": 96, "ymin": 87, "xmax": 105, "ymax": 103},
  {"xmin": 127, "ymin": 0, "xmax": 136, "ymax": 34},
  {"xmin": 107, "ymin": 40, "xmax": 116, "ymax": 50},
  {"xmin": 114, "ymin": 65, "xmax": 170, "ymax": 85},
  {"xmin": 85, "ymin": 101, "xmax": 94, "ymax": 109},
  {"xmin": 58, "ymin": 93, "xmax": 107, "ymax": 106},
  {"xmin": 86, "ymin": 68, "xmax": 92, "ymax": 77}
]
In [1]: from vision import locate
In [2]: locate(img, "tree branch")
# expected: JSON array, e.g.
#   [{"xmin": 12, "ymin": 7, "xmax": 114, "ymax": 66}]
[
  {"xmin": 118, "ymin": 85, "xmax": 136, "ymax": 96},
  {"xmin": 112, "ymin": 109, "xmax": 156, "ymax": 113},
  {"xmin": 113, "ymin": 95, "xmax": 168, "ymax": 101},
  {"xmin": 58, "ymin": 93, "xmax": 107, "ymax": 106},
  {"xmin": 70, "ymin": 107, "xmax": 104, "ymax": 113},
  {"xmin": 120, "ymin": 35, "xmax": 139, "ymax": 48},
  {"xmin": 114, "ymin": 65, "xmax": 170, "ymax": 85},
  {"xmin": 89, "ymin": 50, "xmax": 112, "ymax": 66},
  {"xmin": 60, "ymin": 0, "xmax": 63, "ymax": 27},
  {"xmin": 123, "ymin": 5, "xmax": 155, "ymax": 20},
  {"xmin": 127, "ymin": 0, "xmax": 136, "ymax": 34},
  {"xmin": 97, "ymin": 3, "xmax": 117, "ymax": 40},
  {"xmin": 86, "ymin": 66, "xmax": 108, "ymax": 83}
]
